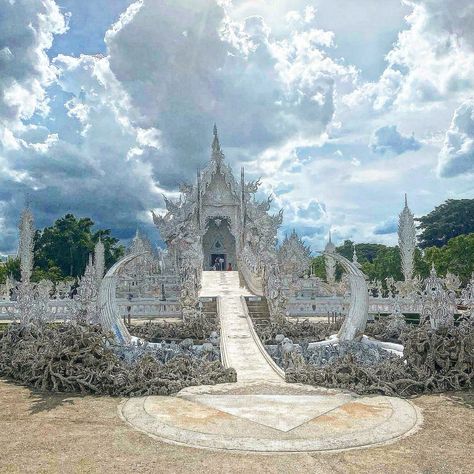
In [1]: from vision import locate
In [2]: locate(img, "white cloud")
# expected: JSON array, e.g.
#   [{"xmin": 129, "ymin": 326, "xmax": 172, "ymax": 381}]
[
  {"xmin": 350, "ymin": 157, "xmax": 361, "ymax": 166},
  {"xmin": 374, "ymin": 217, "xmax": 397, "ymax": 235},
  {"xmin": 345, "ymin": 0, "xmax": 474, "ymax": 116},
  {"xmin": 438, "ymin": 99, "xmax": 474, "ymax": 177},
  {"xmin": 1, "ymin": 0, "xmax": 473, "ymax": 254},
  {"xmin": 0, "ymin": 49, "xmax": 165, "ymax": 252},
  {"xmin": 370, "ymin": 125, "xmax": 421, "ymax": 155},
  {"xmin": 0, "ymin": 0, "xmax": 67, "ymax": 130},
  {"xmin": 104, "ymin": 0, "xmax": 356, "ymax": 187}
]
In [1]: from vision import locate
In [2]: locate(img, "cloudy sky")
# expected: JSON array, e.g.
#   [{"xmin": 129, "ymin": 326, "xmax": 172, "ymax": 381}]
[{"xmin": 1, "ymin": 0, "xmax": 474, "ymax": 254}]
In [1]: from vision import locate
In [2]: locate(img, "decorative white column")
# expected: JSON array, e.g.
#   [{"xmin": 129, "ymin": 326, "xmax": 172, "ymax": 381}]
[
  {"xmin": 94, "ymin": 238, "xmax": 105, "ymax": 287},
  {"xmin": 18, "ymin": 207, "xmax": 35, "ymax": 283},
  {"xmin": 17, "ymin": 207, "xmax": 36, "ymax": 323},
  {"xmin": 398, "ymin": 194, "xmax": 416, "ymax": 281},
  {"xmin": 324, "ymin": 231, "xmax": 336, "ymax": 284},
  {"xmin": 352, "ymin": 244, "xmax": 359, "ymax": 265}
]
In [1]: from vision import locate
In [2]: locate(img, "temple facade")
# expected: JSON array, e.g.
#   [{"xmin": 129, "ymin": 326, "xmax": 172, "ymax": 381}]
[
  {"xmin": 152, "ymin": 125, "xmax": 285, "ymax": 318},
  {"xmin": 152, "ymin": 126, "xmax": 281, "ymax": 276},
  {"xmin": 198, "ymin": 126, "xmax": 243, "ymax": 270}
]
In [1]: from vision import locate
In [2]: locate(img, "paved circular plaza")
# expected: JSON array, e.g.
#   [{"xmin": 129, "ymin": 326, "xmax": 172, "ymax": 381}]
[{"xmin": 120, "ymin": 381, "xmax": 422, "ymax": 453}]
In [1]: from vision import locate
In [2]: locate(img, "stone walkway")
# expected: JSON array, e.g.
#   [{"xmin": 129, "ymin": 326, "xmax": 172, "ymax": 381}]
[
  {"xmin": 199, "ymin": 271, "xmax": 282, "ymax": 383},
  {"xmin": 120, "ymin": 271, "xmax": 422, "ymax": 453}
]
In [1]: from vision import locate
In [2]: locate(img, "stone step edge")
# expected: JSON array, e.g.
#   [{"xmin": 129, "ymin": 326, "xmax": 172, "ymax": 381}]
[
  {"xmin": 217, "ymin": 296, "xmax": 232, "ymax": 371},
  {"xmin": 240, "ymin": 295, "xmax": 285, "ymax": 381}
]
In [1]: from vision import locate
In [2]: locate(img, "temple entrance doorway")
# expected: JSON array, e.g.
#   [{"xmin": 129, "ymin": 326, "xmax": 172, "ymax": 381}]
[
  {"xmin": 210, "ymin": 253, "xmax": 226, "ymax": 270},
  {"xmin": 202, "ymin": 217, "xmax": 237, "ymax": 271}
]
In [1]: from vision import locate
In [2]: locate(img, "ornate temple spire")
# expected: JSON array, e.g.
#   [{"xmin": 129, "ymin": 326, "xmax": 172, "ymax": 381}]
[
  {"xmin": 277, "ymin": 229, "xmax": 311, "ymax": 277},
  {"xmin": 196, "ymin": 168, "xmax": 202, "ymax": 230},
  {"xmin": 76, "ymin": 253, "xmax": 99, "ymax": 323},
  {"xmin": 94, "ymin": 238, "xmax": 105, "ymax": 287},
  {"xmin": 398, "ymin": 193, "xmax": 416, "ymax": 281},
  {"xmin": 129, "ymin": 229, "xmax": 145, "ymax": 255},
  {"xmin": 18, "ymin": 206, "xmax": 35, "ymax": 284},
  {"xmin": 325, "ymin": 230, "xmax": 335, "ymax": 252},
  {"xmin": 324, "ymin": 231, "xmax": 336, "ymax": 284},
  {"xmin": 352, "ymin": 244, "xmax": 360, "ymax": 268},
  {"xmin": 211, "ymin": 124, "xmax": 224, "ymax": 164}
]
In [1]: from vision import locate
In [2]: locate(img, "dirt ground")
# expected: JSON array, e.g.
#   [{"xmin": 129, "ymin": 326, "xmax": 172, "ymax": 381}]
[{"xmin": 0, "ymin": 380, "xmax": 472, "ymax": 474}]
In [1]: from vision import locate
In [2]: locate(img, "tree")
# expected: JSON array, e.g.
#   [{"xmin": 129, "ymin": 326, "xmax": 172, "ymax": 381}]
[
  {"xmin": 424, "ymin": 233, "xmax": 474, "ymax": 283},
  {"xmin": 336, "ymin": 240, "xmax": 387, "ymax": 263},
  {"xmin": 34, "ymin": 214, "xmax": 124, "ymax": 279},
  {"xmin": 31, "ymin": 265, "xmax": 67, "ymax": 284},
  {"xmin": 362, "ymin": 247, "xmax": 403, "ymax": 283},
  {"xmin": 334, "ymin": 240, "xmax": 389, "ymax": 280},
  {"xmin": 0, "ymin": 257, "xmax": 20, "ymax": 284},
  {"xmin": 414, "ymin": 248, "xmax": 430, "ymax": 279},
  {"xmin": 310, "ymin": 255, "xmax": 326, "ymax": 279},
  {"xmin": 417, "ymin": 199, "xmax": 474, "ymax": 248}
]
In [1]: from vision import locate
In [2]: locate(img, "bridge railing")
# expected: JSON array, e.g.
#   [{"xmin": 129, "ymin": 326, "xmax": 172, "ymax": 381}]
[
  {"xmin": 0, "ymin": 295, "xmax": 425, "ymax": 321},
  {"xmin": 238, "ymin": 257, "xmax": 264, "ymax": 296}
]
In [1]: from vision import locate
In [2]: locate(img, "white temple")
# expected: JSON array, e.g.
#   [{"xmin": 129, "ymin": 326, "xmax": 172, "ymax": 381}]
[
  {"xmin": 2, "ymin": 127, "xmax": 470, "ymax": 332},
  {"xmin": 151, "ymin": 126, "xmax": 284, "ymax": 318},
  {"xmin": 153, "ymin": 126, "xmax": 281, "ymax": 270},
  {"xmin": 152, "ymin": 125, "xmax": 282, "ymax": 279}
]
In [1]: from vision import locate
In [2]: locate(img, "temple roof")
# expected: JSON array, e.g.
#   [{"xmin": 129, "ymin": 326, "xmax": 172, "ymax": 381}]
[{"xmin": 200, "ymin": 125, "xmax": 240, "ymax": 202}]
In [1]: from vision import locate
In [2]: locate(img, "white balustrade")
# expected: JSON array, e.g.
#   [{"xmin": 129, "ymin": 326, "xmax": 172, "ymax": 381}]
[{"xmin": 0, "ymin": 297, "xmax": 181, "ymax": 321}]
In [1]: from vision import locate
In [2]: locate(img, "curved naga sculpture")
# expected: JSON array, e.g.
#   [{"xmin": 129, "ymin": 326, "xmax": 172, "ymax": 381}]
[
  {"xmin": 307, "ymin": 251, "xmax": 369, "ymax": 348},
  {"xmin": 98, "ymin": 253, "xmax": 142, "ymax": 344},
  {"xmin": 324, "ymin": 251, "xmax": 369, "ymax": 341},
  {"xmin": 310, "ymin": 251, "xmax": 403, "ymax": 355}
]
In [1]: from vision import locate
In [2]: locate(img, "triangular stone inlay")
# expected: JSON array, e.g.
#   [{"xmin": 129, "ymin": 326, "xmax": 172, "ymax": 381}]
[{"xmin": 181, "ymin": 394, "xmax": 350, "ymax": 432}]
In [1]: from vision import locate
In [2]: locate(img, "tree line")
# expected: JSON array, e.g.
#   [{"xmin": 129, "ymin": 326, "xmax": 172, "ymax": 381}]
[
  {"xmin": 311, "ymin": 199, "xmax": 474, "ymax": 284},
  {"xmin": 1, "ymin": 199, "xmax": 473, "ymax": 285},
  {"xmin": 0, "ymin": 214, "xmax": 124, "ymax": 284}
]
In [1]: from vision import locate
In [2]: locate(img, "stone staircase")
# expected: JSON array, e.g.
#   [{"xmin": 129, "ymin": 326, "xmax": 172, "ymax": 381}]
[
  {"xmin": 244, "ymin": 296, "xmax": 271, "ymax": 330},
  {"xmin": 198, "ymin": 298, "xmax": 218, "ymax": 325}
]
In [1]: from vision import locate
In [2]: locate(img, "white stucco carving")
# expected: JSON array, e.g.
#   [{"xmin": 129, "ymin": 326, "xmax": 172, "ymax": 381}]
[
  {"xmin": 398, "ymin": 194, "xmax": 416, "ymax": 281},
  {"xmin": 324, "ymin": 231, "xmax": 336, "ymax": 285},
  {"xmin": 18, "ymin": 207, "xmax": 34, "ymax": 284}
]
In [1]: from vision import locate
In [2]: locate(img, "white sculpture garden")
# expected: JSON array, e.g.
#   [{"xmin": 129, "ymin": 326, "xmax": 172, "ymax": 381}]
[{"xmin": 0, "ymin": 127, "xmax": 472, "ymax": 452}]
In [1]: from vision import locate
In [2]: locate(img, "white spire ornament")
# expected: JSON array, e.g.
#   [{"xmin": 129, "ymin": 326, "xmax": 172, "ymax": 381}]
[
  {"xmin": 324, "ymin": 231, "xmax": 336, "ymax": 285},
  {"xmin": 18, "ymin": 207, "xmax": 35, "ymax": 283},
  {"xmin": 211, "ymin": 124, "xmax": 224, "ymax": 166},
  {"xmin": 75, "ymin": 253, "xmax": 99, "ymax": 323},
  {"xmin": 94, "ymin": 238, "xmax": 105, "ymax": 288},
  {"xmin": 352, "ymin": 244, "xmax": 361, "ymax": 268},
  {"xmin": 16, "ymin": 206, "xmax": 37, "ymax": 324},
  {"xmin": 398, "ymin": 193, "xmax": 416, "ymax": 281}
]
